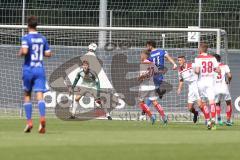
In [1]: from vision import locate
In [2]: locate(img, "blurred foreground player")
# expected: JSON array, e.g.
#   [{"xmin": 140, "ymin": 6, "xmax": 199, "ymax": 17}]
[{"xmin": 19, "ymin": 16, "xmax": 52, "ymax": 133}]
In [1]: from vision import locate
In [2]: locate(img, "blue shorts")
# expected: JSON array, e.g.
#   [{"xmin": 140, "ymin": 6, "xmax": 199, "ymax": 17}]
[
  {"xmin": 153, "ymin": 75, "xmax": 163, "ymax": 88},
  {"xmin": 22, "ymin": 67, "xmax": 48, "ymax": 93}
]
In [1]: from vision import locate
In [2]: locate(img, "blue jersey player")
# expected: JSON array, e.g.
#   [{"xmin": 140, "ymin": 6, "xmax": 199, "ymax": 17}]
[
  {"xmin": 146, "ymin": 40, "xmax": 177, "ymax": 98},
  {"xmin": 143, "ymin": 40, "xmax": 177, "ymax": 122},
  {"xmin": 19, "ymin": 16, "xmax": 52, "ymax": 133}
]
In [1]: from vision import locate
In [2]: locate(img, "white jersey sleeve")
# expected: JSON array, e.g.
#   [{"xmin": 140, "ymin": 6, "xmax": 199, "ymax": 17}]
[
  {"xmin": 191, "ymin": 63, "xmax": 196, "ymax": 68},
  {"xmin": 225, "ymin": 65, "xmax": 230, "ymax": 73},
  {"xmin": 164, "ymin": 50, "xmax": 169, "ymax": 57},
  {"xmin": 194, "ymin": 58, "xmax": 201, "ymax": 68}
]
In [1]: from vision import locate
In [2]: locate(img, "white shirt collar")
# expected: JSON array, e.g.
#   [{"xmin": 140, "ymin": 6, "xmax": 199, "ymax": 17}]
[{"xmin": 29, "ymin": 31, "xmax": 38, "ymax": 34}]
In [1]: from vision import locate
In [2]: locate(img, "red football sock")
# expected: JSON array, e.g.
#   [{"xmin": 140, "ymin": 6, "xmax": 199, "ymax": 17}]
[
  {"xmin": 40, "ymin": 117, "xmax": 46, "ymax": 123},
  {"xmin": 27, "ymin": 119, "xmax": 33, "ymax": 127},
  {"xmin": 210, "ymin": 104, "xmax": 216, "ymax": 119},
  {"xmin": 216, "ymin": 105, "xmax": 221, "ymax": 117},
  {"xmin": 226, "ymin": 104, "xmax": 232, "ymax": 121},
  {"xmin": 154, "ymin": 103, "xmax": 165, "ymax": 118},
  {"xmin": 200, "ymin": 105, "xmax": 210, "ymax": 120},
  {"xmin": 139, "ymin": 103, "xmax": 152, "ymax": 118}
]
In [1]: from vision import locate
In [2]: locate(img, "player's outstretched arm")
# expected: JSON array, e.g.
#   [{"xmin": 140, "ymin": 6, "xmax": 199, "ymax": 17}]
[
  {"xmin": 138, "ymin": 71, "xmax": 149, "ymax": 81},
  {"xmin": 165, "ymin": 54, "xmax": 177, "ymax": 70},
  {"xmin": 72, "ymin": 72, "xmax": 81, "ymax": 89},
  {"xmin": 177, "ymin": 80, "xmax": 184, "ymax": 95},
  {"xmin": 227, "ymin": 72, "xmax": 232, "ymax": 84},
  {"xmin": 91, "ymin": 70, "xmax": 101, "ymax": 99},
  {"xmin": 226, "ymin": 65, "xmax": 232, "ymax": 84},
  {"xmin": 69, "ymin": 72, "xmax": 81, "ymax": 95}
]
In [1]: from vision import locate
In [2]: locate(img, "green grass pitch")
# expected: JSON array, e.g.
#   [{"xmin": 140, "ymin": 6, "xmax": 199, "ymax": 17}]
[{"xmin": 0, "ymin": 118, "xmax": 240, "ymax": 160}]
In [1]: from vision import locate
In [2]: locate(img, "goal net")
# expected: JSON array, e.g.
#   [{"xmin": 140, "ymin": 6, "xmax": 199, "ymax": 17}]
[{"xmin": 0, "ymin": 25, "xmax": 228, "ymax": 122}]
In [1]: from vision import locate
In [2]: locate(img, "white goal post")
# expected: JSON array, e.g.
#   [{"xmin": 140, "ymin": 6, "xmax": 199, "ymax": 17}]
[{"xmin": 0, "ymin": 25, "xmax": 228, "ymax": 121}]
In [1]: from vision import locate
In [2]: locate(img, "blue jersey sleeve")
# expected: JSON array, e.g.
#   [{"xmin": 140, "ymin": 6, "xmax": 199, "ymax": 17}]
[
  {"xmin": 21, "ymin": 36, "xmax": 29, "ymax": 48},
  {"xmin": 163, "ymin": 50, "xmax": 168, "ymax": 57},
  {"xmin": 147, "ymin": 57, "xmax": 153, "ymax": 62}
]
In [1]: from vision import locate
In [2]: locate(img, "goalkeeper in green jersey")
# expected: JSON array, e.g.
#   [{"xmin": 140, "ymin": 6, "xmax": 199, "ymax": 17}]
[{"xmin": 69, "ymin": 60, "xmax": 101, "ymax": 119}]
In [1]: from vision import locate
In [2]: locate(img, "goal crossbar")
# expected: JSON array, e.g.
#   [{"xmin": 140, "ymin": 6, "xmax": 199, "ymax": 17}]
[
  {"xmin": 0, "ymin": 25, "xmax": 226, "ymax": 54},
  {"xmin": 0, "ymin": 25, "xmax": 225, "ymax": 32}
]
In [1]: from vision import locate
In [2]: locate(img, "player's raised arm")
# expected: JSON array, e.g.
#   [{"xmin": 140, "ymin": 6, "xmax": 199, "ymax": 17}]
[{"xmin": 165, "ymin": 53, "xmax": 177, "ymax": 70}]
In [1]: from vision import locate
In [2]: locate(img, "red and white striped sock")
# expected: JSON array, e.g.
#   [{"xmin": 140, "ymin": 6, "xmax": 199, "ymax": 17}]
[
  {"xmin": 226, "ymin": 104, "xmax": 232, "ymax": 121},
  {"xmin": 201, "ymin": 105, "xmax": 210, "ymax": 120},
  {"xmin": 154, "ymin": 103, "xmax": 165, "ymax": 118},
  {"xmin": 210, "ymin": 104, "xmax": 216, "ymax": 119},
  {"xmin": 139, "ymin": 103, "xmax": 152, "ymax": 118},
  {"xmin": 216, "ymin": 105, "xmax": 221, "ymax": 117}
]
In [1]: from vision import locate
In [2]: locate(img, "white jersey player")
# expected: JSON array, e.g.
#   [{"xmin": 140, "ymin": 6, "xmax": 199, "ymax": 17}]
[
  {"xmin": 194, "ymin": 42, "xmax": 221, "ymax": 130},
  {"xmin": 138, "ymin": 50, "xmax": 167, "ymax": 125},
  {"xmin": 212, "ymin": 54, "xmax": 233, "ymax": 126},
  {"xmin": 177, "ymin": 56, "xmax": 205, "ymax": 123}
]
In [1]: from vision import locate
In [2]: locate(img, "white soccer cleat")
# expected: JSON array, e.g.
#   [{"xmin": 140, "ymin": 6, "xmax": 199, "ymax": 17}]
[
  {"xmin": 207, "ymin": 120, "xmax": 212, "ymax": 130},
  {"xmin": 139, "ymin": 115, "xmax": 147, "ymax": 121},
  {"xmin": 24, "ymin": 124, "xmax": 33, "ymax": 133}
]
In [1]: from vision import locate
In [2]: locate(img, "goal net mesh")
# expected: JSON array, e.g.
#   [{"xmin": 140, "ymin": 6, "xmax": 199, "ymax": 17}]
[{"xmin": 0, "ymin": 27, "xmax": 228, "ymax": 121}]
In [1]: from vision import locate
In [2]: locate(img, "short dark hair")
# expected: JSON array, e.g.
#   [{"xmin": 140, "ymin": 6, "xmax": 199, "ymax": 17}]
[
  {"xmin": 213, "ymin": 54, "xmax": 221, "ymax": 62},
  {"xmin": 200, "ymin": 42, "xmax": 208, "ymax": 52},
  {"xmin": 146, "ymin": 40, "xmax": 156, "ymax": 48},
  {"xmin": 178, "ymin": 55, "xmax": 186, "ymax": 59},
  {"xmin": 141, "ymin": 50, "xmax": 150, "ymax": 57},
  {"xmin": 27, "ymin": 16, "xmax": 38, "ymax": 29}
]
